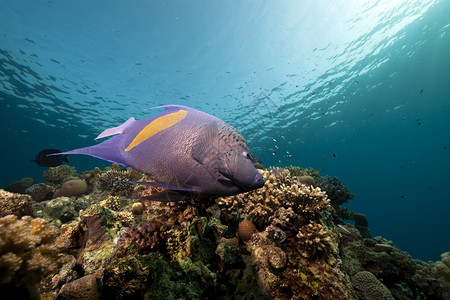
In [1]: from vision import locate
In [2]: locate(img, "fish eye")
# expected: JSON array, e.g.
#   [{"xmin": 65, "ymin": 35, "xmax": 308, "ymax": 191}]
[{"xmin": 242, "ymin": 151, "xmax": 253, "ymax": 161}]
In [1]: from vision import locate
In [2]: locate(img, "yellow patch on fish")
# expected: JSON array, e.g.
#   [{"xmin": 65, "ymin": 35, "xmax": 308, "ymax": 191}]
[{"xmin": 125, "ymin": 109, "xmax": 187, "ymax": 152}]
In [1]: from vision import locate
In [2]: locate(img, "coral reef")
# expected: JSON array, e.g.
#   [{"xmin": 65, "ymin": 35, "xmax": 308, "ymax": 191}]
[
  {"xmin": 43, "ymin": 197, "xmax": 76, "ymax": 224},
  {"xmin": 54, "ymin": 179, "xmax": 88, "ymax": 198},
  {"xmin": 4, "ymin": 177, "xmax": 34, "ymax": 194},
  {"xmin": 237, "ymin": 219, "xmax": 257, "ymax": 242},
  {"xmin": 413, "ymin": 252, "xmax": 450, "ymax": 299},
  {"xmin": 0, "ymin": 215, "xmax": 69, "ymax": 290},
  {"xmin": 116, "ymin": 221, "xmax": 167, "ymax": 255},
  {"xmin": 56, "ymin": 274, "xmax": 99, "ymax": 300},
  {"xmin": 131, "ymin": 202, "xmax": 145, "ymax": 215},
  {"xmin": 316, "ymin": 176, "xmax": 354, "ymax": 206},
  {"xmin": 25, "ymin": 183, "xmax": 54, "ymax": 202},
  {"xmin": 43, "ymin": 165, "xmax": 77, "ymax": 184},
  {"xmin": 98, "ymin": 169, "xmax": 134, "ymax": 196},
  {"xmin": 352, "ymin": 271, "xmax": 394, "ymax": 300},
  {"xmin": 0, "ymin": 189, "xmax": 35, "ymax": 218},
  {"xmin": 217, "ymin": 169, "xmax": 329, "ymax": 229},
  {"xmin": 2, "ymin": 163, "xmax": 446, "ymax": 300}
]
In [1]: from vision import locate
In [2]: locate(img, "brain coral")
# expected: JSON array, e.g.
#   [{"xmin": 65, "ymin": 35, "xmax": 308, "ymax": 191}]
[
  {"xmin": 0, "ymin": 215, "xmax": 69, "ymax": 286},
  {"xmin": 352, "ymin": 271, "xmax": 394, "ymax": 300},
  {"xmin": 238, "ymin": 220, "xmax": 257, "ymax": 242},
  {"xmin": 54, "ymin": 179, "xmax": 87, "ymax": 198}
]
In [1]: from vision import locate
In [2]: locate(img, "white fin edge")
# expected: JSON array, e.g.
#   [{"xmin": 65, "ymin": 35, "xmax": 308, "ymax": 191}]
[{"xmin": 95, "ymin": 117, "xmax": 136, "ymax": 140}]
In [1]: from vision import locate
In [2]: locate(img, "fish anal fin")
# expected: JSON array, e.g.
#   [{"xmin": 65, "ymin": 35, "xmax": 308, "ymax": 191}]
[
  {"xmin": 95, "ymin": 117, "xmax": 136, "ymax": 140},
  {"xmin": 134, "ymin": 191, "xmax": 192, "ymax": 202},
  {"xmin": 123, "ymin": 181, "xmax": 202, "ymax": 193}
]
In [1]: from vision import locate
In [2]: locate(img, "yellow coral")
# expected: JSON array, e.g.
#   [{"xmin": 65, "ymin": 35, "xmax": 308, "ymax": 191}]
[
  {"xmin": 0, "ymin": 215, "xmax": 69, "ymax": 286},
  {"xmin": 217, "ymin": 169, "xmax": 330, "ymax": 228}
]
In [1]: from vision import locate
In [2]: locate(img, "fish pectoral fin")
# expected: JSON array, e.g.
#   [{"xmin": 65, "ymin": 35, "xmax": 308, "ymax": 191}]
[
  {"xmin": 95, "ymin": 117, "xmax": 136, "ymax": 140},
  {"xmin": 218, "ymin": 170, "xmax": 235, "ymax": 180},
  {"xmin": 133, "ymin": 191, "xmax": 192, "ymax": 202},
  {"xmin": 192, "ymin": 122, "xmax": 219, "ymax": 165},
  {"xmin": 122, "ymin": 181, "xmax": 202, "ymax": 193}
]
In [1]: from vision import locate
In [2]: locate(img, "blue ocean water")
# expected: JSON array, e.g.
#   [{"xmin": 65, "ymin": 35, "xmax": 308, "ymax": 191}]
[{"xmin": 1, "ymin": 0, "xmax": 449, "ymax": 261}]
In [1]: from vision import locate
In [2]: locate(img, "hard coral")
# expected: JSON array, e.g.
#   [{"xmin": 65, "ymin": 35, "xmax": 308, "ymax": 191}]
[
  {"xmin": 0, "ymin": 215, "xmax": 69, "ymax": 286},
  {"xmin": 5, "ymin": 177, "xmax": 34, "ymax": 194},
  {"xmin": 116, "ymin": 222, "xmax": 167, "ymax": 255},
  {"xmin": 54, "ymin": 179, "xmax": 87, "ymax": 198},
  {"xmin": 43, "ymin": 197, "xmax": 76, "ymax": 223},
  {"xmin": 295, "ymin": 220, "xmax": 331, "ymax": 257},
  {"xmin": 25, "ymin": 183, "xmax": 54, "ymax": 201},
  {"xmin": 217, "ymin": 169, "xmax": 329, "ymax": 229},
  {"xmin": 56, "ymin": 274, "xmax": 99, "ymax": 300},
  {"xmin": 413, "ymin": 252, "xmax": 450, "ymax": 299},
  {"xmin": 43, "ymin": 165, "xmax": 77, "ymax": 184},
  {"xmin": 98, "ymin": 169, "xmax": 134, "ymax": 196},
  {"xmin": 0, "ymin": 189, "xmax": 35, "ymax": 218},
  {"xmin": 352, "ymin": 271, "xmax": 394, "ymax": 300},
  {"xmin": 238, "ymin": 219, "xmax": 257, "ymax": 242},
  {"xmin": 317, "ymin": 176, "xmax": 354, "ymax": 206}
]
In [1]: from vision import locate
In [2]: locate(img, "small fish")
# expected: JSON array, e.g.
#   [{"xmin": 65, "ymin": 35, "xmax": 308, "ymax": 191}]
[
  {"xmin": 56, "ymin": 105, "xmax": 265, "ymax": 201},
  {"xmin": 419, "ymin": 89, "xmax": 424, "ymax": 94},
  {"xmin": 333, "ymin": 153, "xmax": 337, "ymax": 157},
  {"xmin": 32, "ymin": 149, "xmax": 69, "ymax": 167}
]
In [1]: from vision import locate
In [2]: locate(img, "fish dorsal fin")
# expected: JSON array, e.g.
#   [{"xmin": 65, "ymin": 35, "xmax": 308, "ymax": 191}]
[
  {"xmin": 95, "ymin": 117, "xmax": 136, "ymax": 140},
  {"xmin": 192, "ymin": 122, "xmax": 219, "ymax": 165}
]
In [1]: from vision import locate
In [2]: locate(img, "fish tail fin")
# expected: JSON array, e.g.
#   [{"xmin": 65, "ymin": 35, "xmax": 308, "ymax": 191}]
[
  {"xmin": 62, "ymin": 155, "xmax": 69, "ymax": 163},
  {"xmin": 54, "ymin": 138, "xmax": 130, "ymax": 168}
]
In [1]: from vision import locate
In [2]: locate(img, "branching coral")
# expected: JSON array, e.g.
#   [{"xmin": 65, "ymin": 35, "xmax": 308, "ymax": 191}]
[
  {"xmin": 295, "ymin": 220, "xmax": 331, "ymax": 257},
  {"xmin": 0, "ymin": 215, "xmax": 69, "ymax": 286},
  {"xmin": 217, "ymin": 170, "xmax": 329, "ymax": 229},
  {"xmin": 316, "ymin": 176, "xmax": 354, "ymax": 206}
]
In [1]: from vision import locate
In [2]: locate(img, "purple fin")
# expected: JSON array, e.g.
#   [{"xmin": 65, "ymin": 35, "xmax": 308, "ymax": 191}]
[
  {"xmin": 123, "ymin": 181, "xmax": 203, "ymax": 193},
  {"xmin": 55, "ymin": 140, "xmax": 131, "ymax": 168},
  {"xmin": 132, "ymin": 191, "xmax": 192, "ymax": 202},
  {"xmin": 95, "ymin": 117, "xmax": 136, "ymax": 140}
]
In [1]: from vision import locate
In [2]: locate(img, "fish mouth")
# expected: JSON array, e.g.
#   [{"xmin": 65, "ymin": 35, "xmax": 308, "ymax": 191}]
[
  {"xmin": 218, "ymin": 170, "xmax": 265, "ymax": 193},
  {"xmin": 233, "ymin": 172, "xmax": 265, "ymax": 193}
]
